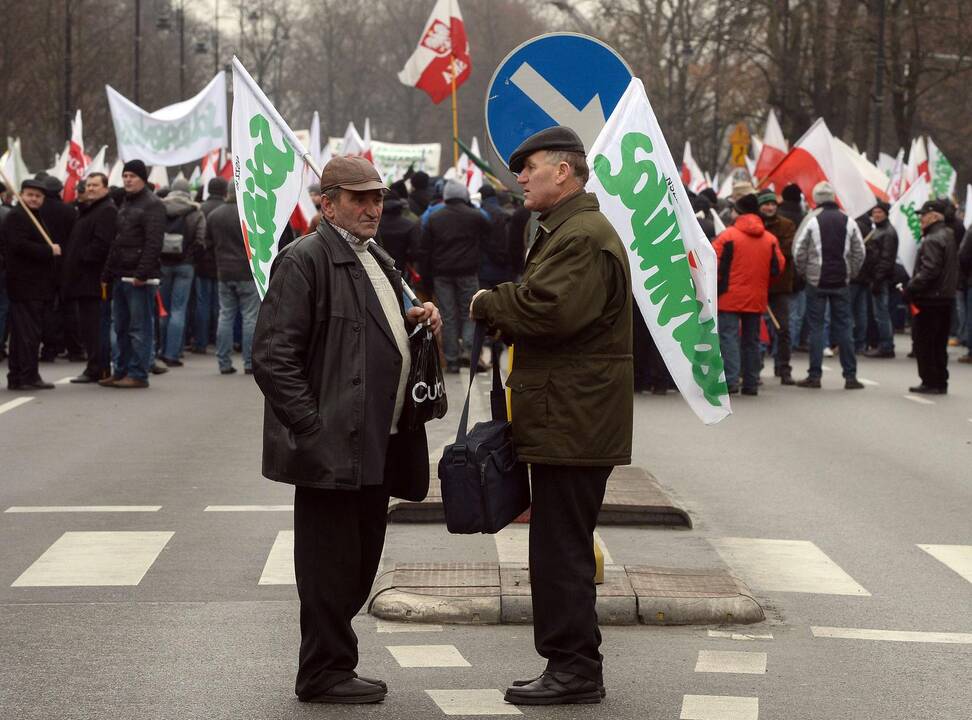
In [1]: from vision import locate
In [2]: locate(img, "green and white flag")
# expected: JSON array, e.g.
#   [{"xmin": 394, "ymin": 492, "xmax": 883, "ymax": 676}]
[
  {"xmin": 231, "ymin": 57, "xmax": 314, "ymax": 298},
  {"xmin": 889, "ymin": 174, "xmax": 929, "ymax": 276},
  {"xmin": 926, "ymin": 137, "xmax": 956, "ymax": 200},
  {"xmin": 587, "ymin": 78, "xmax": 730, "ymax": 424}
]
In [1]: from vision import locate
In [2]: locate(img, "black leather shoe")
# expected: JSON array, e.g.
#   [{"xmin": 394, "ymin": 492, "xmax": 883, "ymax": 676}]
[
  {"xmin": 512, "ymin": 674, "xmax": 605, "ymax": 698},
  {"xmin": 795, "ymin": 377, "xmax": 821, "ymax": 388},
  {"xmin": 741, "ymin": 387, "xmax": 758, "ymax": 396},
  {"xmin": 298, "ymin": 677, "xmax": 386, "ymax": 704},
  {"xmin": 844, "ymin": 378, "xmax": 865, "ymax": 390},
  {"xmin": 357, "ymin": 676, "xmax": 387, "ymax": 691},
  {"xmin": 908, "ymin": 384, "xmax": 946, "ymax": 395},
  {"xmin": 149, "ymin": 363, "xmax": 169, "ymax": 375},
  {"xmin": 505, "ymin": 671, "xmax": 602, "ymax": 705},
  {"xmin": 23, "ymin": 380, "xmax": 55, "ymax": 390},
  {"xmin": 69, "ymin": 375, "xmax": 96, "ymax": 384},
  {"xmin": 780, "ymin": 373, "xmax": 795, "ymax": 386},
  {"xmin": 159, "ymin": 356, "xmax": 183, "ymax": 367}
]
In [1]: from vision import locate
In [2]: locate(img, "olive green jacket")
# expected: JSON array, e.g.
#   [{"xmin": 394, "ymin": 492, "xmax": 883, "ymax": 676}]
[{"xmin": 472, "ymin": 191, "xmax": 633, "ymax": 466}]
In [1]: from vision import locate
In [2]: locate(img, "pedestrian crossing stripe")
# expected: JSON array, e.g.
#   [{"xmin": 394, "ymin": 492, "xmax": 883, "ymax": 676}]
[
  {"xmin": 916, "ymin": 545, "xmax": 972, "ymax": 584},
  {"xmin": 258, "ymin": 530, "xmax": 294, "ymax": 585},
  {"xmin": 426, "ymin": 689, "xmax": 521, "ymax": 716},
  {"xmin": 694, "ymin": 650, "xmax": 767, "ymax": 674}
]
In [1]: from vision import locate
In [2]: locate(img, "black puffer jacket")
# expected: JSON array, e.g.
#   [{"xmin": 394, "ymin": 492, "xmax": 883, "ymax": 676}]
[
  {"xmin": 854, "ymin": 219, "xmax": 898, "ymax": 288},
  {"xmin": 195, "ymin": 195, "xmax": 225, "ymax": 279},
  {"xmin": 3, "ymin": 205, "xmax": 57, "ymax": 301},
  {"xmin": 205, "ymin": 198, "xmax": 251, "ymax": 282},
  {"xmin": 62, "ymin": 196, "xmax": 116, "ymax": 299},
  {"xmin": 421, "ymin": 199, "xmax": 490, "ymax": 277},
  {"xmin": 907, "ymin": 221, "xmax": 958, "ymax": 305},
  {"xmin": 105, "ymin": 187, "xmax": 165, "ymax": 281}
]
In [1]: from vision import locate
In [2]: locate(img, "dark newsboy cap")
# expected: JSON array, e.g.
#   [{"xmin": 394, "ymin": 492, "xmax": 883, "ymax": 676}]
[
  {"xmin": 734, "ymin": 193, "xmax": 761, "ymax": 216},
  {"xmin": 508, "ymin": 126, "xmax": 586, "ymax": 174},
  {"xmin": 917, "ymin": 199, "xmax": 946, "ymax": 216},
  {"xmin": 320, "ymin": 156, "xmax": 386, "ymax": 193},
  {"xmin": 21, "ymin": 178, "xmax": 47, "ymax": 193}
]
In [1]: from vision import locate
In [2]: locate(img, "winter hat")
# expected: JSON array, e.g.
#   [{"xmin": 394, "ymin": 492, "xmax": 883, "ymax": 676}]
[
  {"xmin": 479, "ymin": 183, "xmax": 496, "ymax": 199},
  {"xmin": 443, "ymin": 179, "xmax": 469, "ymax": 202},
  {"xmin": 122, "ymin": 159, "xmax": 149, "ymax": 182},
  {"xmin": 734, "ymin": 193, "xmax": 760, "ymax": 216},
  {"xmin": 812, "ymin": 181, "xmax": 836, "ymax": 205},
  {"xmin": 21, "ymin": 178, "xmax": 47, "ymax": 193},
  {"xmin": 757, "ymin": 190, "xmax": 778, "ymax": 206},
  {"xmin": 411, "ymin": 171, "xmax": 430, "ymax": 190},
  {"xmin": 917, "ymin": 199, "xmax": 946, "ymax": 216},
  {"xmin": 207, "ymin": 177, "xmax": 228, "ymax": 197},
  {"xmin": 781, "ymin": 183, "xmax": 802, "ymax": 203},
  {"xmin": 700, "ymin": 187, "xmax": 718, "ymax": 206},
  {"xmin": 731, "ymin": 180, "xmax": 756, "ymax": 200},
  {"xmin": 170, "ymin": 178, "xmax": 192, "ymax": 195},
  {"xmin": 43, "ymin": 175, "xmax": 63, "ymax": 195},
  {"xmin": 872, "ymin": 200, "xmax": 891, "ymax": 214}
]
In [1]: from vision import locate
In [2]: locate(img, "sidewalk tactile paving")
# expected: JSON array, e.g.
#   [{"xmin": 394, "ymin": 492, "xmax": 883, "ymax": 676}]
[{"xmin": 388, "ymin": 465, "xmax": 691, "ymax": 527}]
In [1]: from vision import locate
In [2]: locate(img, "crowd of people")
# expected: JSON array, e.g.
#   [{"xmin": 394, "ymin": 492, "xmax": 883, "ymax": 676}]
[{"xmin": 0, "ymin": 156, "xmax": 969, "ymax": 396}]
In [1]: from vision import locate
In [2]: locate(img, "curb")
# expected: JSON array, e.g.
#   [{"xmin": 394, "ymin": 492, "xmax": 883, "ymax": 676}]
[{"xmin": 369, "ymin": 563, "xmax": 764, "ymax": 627}]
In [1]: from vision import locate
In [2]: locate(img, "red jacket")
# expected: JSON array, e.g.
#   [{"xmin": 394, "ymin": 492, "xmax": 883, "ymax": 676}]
[{"xmin": 712, "ymin": 214, "xmax": 785, "ymax": 313}]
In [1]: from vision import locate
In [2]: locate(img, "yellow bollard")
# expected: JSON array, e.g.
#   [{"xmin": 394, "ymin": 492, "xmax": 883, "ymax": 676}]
[{"xmin": 594, "ymin": 536, "xmax": 604, "ymax": 585}]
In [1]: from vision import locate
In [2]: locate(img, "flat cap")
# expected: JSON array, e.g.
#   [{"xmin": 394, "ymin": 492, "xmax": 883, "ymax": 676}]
[
  {"xmin": 508, "ymin": 126, "xmax": 586, "ymax": 174},
  {"xmin": 320, "ymin": 156, "xmax": 386, "ymax": 193},
  {"xmin": 21, "ymin": 178, "xmax": 47, "ymax": 192},
  {"xmin": 917, "ymin": 199, "xmax": 946, "ymax": 215}
]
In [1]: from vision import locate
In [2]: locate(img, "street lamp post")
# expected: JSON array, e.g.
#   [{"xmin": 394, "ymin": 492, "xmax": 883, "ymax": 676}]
[
  {"xmin": 134, "ymin": 0, "xmax": 142, "ymax": 104},
  {"xmin": 63, "ymin": 0, "xmax": 73, "ymax": 138}
]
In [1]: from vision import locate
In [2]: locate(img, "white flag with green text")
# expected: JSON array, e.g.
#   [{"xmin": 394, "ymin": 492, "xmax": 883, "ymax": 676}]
[
  {"xmin": 889, "ymin": 175, "xmax": 930, "ymax": 276},
  {"xmin": 231, "ymin": 59, "xmax": 306, "ymax": 298},
  {"xmin": 587, "ymin": 78, "xmax": 730, "ymax": 424}
]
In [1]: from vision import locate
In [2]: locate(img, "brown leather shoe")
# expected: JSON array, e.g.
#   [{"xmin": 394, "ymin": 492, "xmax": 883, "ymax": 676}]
[
  {"xmin": 113, "ymin": 377, "xmax": 149, "ymax": 389},
  {"xmin": 98, "ymin": 376, "xmax": 123, "ymax": 387}
]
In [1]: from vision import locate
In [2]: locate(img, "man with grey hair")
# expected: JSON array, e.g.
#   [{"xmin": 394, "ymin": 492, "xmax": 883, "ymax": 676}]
[
  {"xmin": 252, "ymin": 155, "xmax": 440, "ymax": 705},
  {"xmin": 471, "ymin": 126, "xmax": 633, "ymax": 705},
  {"xmin": 792, "ymin": 181, "xmax": 866, "ymax": 389},
  {"xmin": 421, "ymin": 178, "xmax": 490, "ymax": 372}
]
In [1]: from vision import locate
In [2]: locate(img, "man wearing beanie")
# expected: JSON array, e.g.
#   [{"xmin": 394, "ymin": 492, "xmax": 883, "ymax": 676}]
[
  {"xmin": 100, "ymin": 159, "xmax": 165, "ymax": 388},
  {"xmin": 792, "ymin": 181, "xmax": 866, "ymax": 389},
  {"xmin": 421, "ymin": 179, "xmax": 489, "ymax": 372},
  {"xmin": 855, "ymin": 201, "xmax": 899, "ymax": 358},
  {"xmin": 758, "ymin": 190, "xmax": 797, "ymax": 384},
  {"xmin": 713, "ymin": 193, "xmax": 785, "ymax": 395}
]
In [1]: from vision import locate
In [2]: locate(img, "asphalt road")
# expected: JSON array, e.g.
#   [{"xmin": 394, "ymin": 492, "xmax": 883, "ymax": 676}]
[{"xmin": 0, "ymin": 343, "xmax": 969, "ymax": 720}]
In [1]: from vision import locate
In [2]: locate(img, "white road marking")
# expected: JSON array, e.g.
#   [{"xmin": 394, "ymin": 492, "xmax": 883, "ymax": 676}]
[
  {"xmin": 0, "ymin": 397, "xmax": 34, "ymax": 415},
  {"xmin": 12, "ymin": 531, "xmax": 173, "ymax": 587},
  {"xmin": 258, "ymin": 531, "xmax": 294, "ymax": 585},
  {"xmin": 6, "ymin": 506, "xmax": 161, "ymax": 513},
  {"xmin": 386, "ymin": 644, "xmax": 470, "ymax": 668},
  {"xmin": 811, "ymin": 626, "xmax": 972, "ymax": 644},
  {"xmin": 680, "ymin": 694, "xmax": 759, "ymax": 720},
  {"xmin": 494, "ymin": 527, "xmax": 529, "ymax": 564},
  {"xmin": 204, "ymin": 505, "xmax": 293, "ymax": 512},
  {"xmin": 376, "ymin": 620, "xmax": 443, "ymax": 633},
  {"xmin": 859, "ymin": 378, "xmax": 879, "ymax": 386},
  {"xmin": 710, "ymin": 537, "xmax": 870, "ymax": 596},
  {"xmin": 707, "ymin": 630, "xmax": 774, "ymax": 641},
  {"xmin": 821, "ymin": 364, "xmax": 832, "ymax": 371},
  {"xmin": 54, "ymin": 376, "xmax": 74, "ymax": 385},
  {"xmin": 917, "ymin": 544, "xmax": 972, "ymax": 584},
  {"xmin": 426, "ymin": 689, "xmax": 521, "ymax": 716},
  {"xmin": 594, "ymin": 531, "xmax": 614, "ymax": 565},
  {"xmin": 695, "ymin": 650, "xmax": 767, "ymax": 675},
  {"xmin": 904, "ymin": 394, "xmax": 935, "ymax": 405}
]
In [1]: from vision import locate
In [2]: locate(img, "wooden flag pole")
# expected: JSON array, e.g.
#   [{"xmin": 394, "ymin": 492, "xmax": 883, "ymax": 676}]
[
  {"xmin": 0, "ymin": 165, "xmax": 55, "ymax": 248},
  {"xmin": 450, "ymin": 56, "xmax": 459, "ymax": 170}
]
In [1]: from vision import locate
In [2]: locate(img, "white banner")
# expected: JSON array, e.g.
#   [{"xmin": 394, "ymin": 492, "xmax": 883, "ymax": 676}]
[
  {"xmin": 107, "ymin": 72, "xmax": 228, "ymax": 165},
  {"xmin": 587, "ymin": 77, "xmax": 730, "ymax": 424},
  {"xmin": 326, "ymin": 137, "xmax": 441, "ymax": 177},
  {"xmin": 890, "ymin": 175, "xmax": 930, "ymax": 277}
]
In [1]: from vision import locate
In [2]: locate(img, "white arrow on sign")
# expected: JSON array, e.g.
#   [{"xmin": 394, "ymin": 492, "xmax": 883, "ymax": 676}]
[{"xmin": 509, "ymin": 62, "xmax": 606, "ymax": 152}]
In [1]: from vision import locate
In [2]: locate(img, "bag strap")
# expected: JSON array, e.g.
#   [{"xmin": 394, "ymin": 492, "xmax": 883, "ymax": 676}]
[{"xmin": 453, "ymin": 321, "xmax": 503, "ymax": 452}]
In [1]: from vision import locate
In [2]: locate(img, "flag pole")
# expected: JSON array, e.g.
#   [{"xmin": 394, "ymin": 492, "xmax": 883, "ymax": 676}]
[{"xmin": 450, "ymin": 56, "xmax": 459, "ymax": 170}]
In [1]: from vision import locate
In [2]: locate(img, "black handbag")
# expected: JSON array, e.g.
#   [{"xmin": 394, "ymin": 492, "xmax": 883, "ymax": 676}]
[{"xmin": 438, "ymin": 323, "xmax": 530, "ymax": 534}]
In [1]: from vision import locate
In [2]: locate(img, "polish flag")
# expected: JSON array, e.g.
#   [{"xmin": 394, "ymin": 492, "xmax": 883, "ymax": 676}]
[
  {"xmin": 63, "ymin": 110, "xmax": 88, "ymax": 203},
  {"xmin": 887, "ymin": 148, "xmax": 905, "ymax": 201},
  {"xmin": 833, "ymin": 137, "xmax": 889, "ymax": 202},
  {"xmin": 753, "ymin": 109, "xmax": 787, "ymax": 181},
  {"xmin": 217, "ymin": 148, "xmax": 233, "ymax": 181},
  {"xmin": 457, "ymin": 136, "xmax": 483, "ymax": 197},
  {"xmin": 398, "ymin": 0, "xmax": 471, "ymax": 105},
  {"xmin": 199, "ymin": 148, "xmax": 220, "ymax": 199},
  {"xmin": 760, "ymin": 118, "xmax": 875, "ymax": 218},
  {"xmin": 903, "ymin": 137, "xmax": 929, "ymax": 191},
  {"xmin": 362, "ymin": 118, "xmax": 374, "ymax": 163},
  {"xmin": 680, "ymin": 141, "xmax": 709, "ymax": 193},
  {"xmin": 339, "ymin": 121, "xmax": 365, "ymax": 156}
]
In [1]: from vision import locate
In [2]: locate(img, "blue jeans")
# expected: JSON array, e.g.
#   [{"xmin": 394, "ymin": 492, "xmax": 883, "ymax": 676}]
[
  {"xmin": 718, "ymin": 311, "xmax": 761, "ymax": 391},
  {"xmin": 806, "ymin": 285, "xmax": 857, "ymax": 379},
  {"xmin": 434, "ymin": 274, "xmax": 478, "ymax": 364},
  {"xmin": 872, "ymin": 283, "xmax": 894, "ymax": 353},
  {"xmin": 112, "ymin": 281, "xmax": 155, "ymax": 381},
  {"xmin": 191, "ymin": 276, "xmax": 218, "ymax": 350},
  {"xmin": 217, "ymin": 279, "xmax": 260, "ymax": 371},
  {"xmin": 849, "ymin": 284, "xmax": 870, "ymax": 352},
  {"xmin": 159, "ymin": 263, "xmax": 195, "ymax": 359},
  {"xmin": 789, "ymin": 288, "xmax": 806, "ymax": 348}
]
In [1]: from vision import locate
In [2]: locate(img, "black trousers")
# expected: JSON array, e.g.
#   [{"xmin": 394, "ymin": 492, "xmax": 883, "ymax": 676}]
[
  {"xmin": 41, "ymin": 291, "xmax": 83, "ymax": 359},
  {"xmin": 293, "ymin": 484, "xmax": 390, "ymax": 698},
  {"xmin": 769, "ymin": 292, "xmax": 792, "ymax": 374},
  {"xmin": 913, "ymin": 303, "xmax": 952, "ymax": 389},
  {"xmin": 72, "ymin": 297, "xmax": 105, "ymax": 378},
  {"xmin": 7, "ymin": 299, "xmax": 45, "ymax": 386},
  {"xmin": 529, "ymin": 464, "xmax": 611, "ymax": 682}
]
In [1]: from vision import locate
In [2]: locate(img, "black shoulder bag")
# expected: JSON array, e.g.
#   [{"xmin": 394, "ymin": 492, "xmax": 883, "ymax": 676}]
[{"xmin": 438, "ymin": 323, "xmax": 530, "ymax": 534}]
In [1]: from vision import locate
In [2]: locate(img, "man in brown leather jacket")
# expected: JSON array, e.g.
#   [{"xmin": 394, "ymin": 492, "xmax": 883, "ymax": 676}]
[{"xmin": 252, "ymin": 156, "xmax": 440, "ymax": 705}]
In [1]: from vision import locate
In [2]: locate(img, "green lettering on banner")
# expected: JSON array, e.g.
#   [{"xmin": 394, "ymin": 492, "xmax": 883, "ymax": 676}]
[
  {"xmin": 594, "ymin": 131, "xmax": 727, "ymax": 407},
  {"xmin": 117, "ymin": 102, "xmax": 223, "ymax": 153},
  {"xmin": 901, "ymin": 202, "xmax": 922, "ymax": 246},
  {"xmin": 240, "ymin": 113, "xmax": 295, "ymax": 290},
  {"xmin": 931, "ymin": 154, "xmax": 954, "ymax": 198}
]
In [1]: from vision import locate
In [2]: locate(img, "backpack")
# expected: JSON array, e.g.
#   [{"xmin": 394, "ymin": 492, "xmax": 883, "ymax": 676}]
[{"xmin": 161, "ymin": 214, "xmax": 189, "ymax": 258}]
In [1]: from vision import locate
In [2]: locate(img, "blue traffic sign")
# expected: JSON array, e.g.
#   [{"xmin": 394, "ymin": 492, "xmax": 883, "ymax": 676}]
[{"xmin": 485, "ymin": 33, "xmax": 632, "ymax": 167}]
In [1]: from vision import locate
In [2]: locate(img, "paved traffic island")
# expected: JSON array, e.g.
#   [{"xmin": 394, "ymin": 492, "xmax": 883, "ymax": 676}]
[
  {"xmin": 369, "ymin": 562, "xmax": 764, "ymax": 626},
  {"xmin": 388, "ymin": 466, "xmax": 693, "ymax": 527}
]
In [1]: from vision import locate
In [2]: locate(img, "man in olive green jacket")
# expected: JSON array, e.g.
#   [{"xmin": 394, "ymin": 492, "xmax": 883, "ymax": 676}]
[{"xmin": 471, "ymin": 126, "xmax": 633, "ymax": 706}]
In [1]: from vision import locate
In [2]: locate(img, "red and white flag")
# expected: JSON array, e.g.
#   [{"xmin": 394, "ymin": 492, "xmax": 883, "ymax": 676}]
[
  {"xmin": 887, "ymin": 148, "xmax": 905, "ymax": 202},
  {"xmin": 680, "ymin": 141, "xmax": 709, "ymax": 193},
  {"xmin": 339, "ymin": 122, "xmax": 365, "ymax": 156},
  {"xmin": 760, "ymin": 118, "xmax": 875, "ymax": 218},
  {"xmin": 903, "ymin": 137, "xmax": 929, "ymax": 191},
  {"xmin": 398, "ymin": 0, "xmax": 471, "ymax": 104},
  {"xmin": 63, "ymin": 110, "xmax": 88, "ymax": 202},
  {"xmin": 361, "ymin": 118, "xmax": 374, "ymax": 163},
  {"xmin": 753, "ymin": 109, "xmax": 787, "ymax": 181}
]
